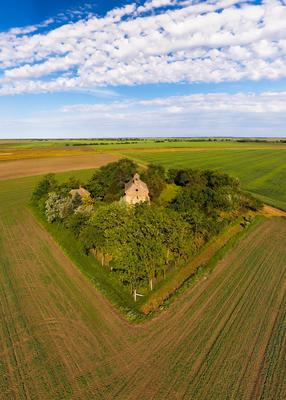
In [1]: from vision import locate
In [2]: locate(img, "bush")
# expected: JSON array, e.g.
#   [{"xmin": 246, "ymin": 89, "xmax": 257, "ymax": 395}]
[
  {"xmin": 239, "ymin": 192, "xmax": 263, "ymax": 211},
  {"xmin": 32, "ymin": 173, "xmax": 57, "ymax": 202},
  {"xmin": 45, "ymin": 192, "xmax": 74, "ymax": 222},
  {"xmin": 64, "ymin": 212, "xmax": 89, "ymax": 237}
]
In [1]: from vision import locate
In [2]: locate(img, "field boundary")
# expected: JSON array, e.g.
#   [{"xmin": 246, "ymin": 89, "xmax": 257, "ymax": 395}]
[
  {"xmin": 153, "ymin": 215, "xmax": 266, "ymax": 313},
  {"xmin": 139, "ymin": 215, "xmax": 264, "ymax": 314},
  {"xmin": 248, "ymin": 192, "xmax": 286, "ymax": 212},
  {"xmin": 29, "ymin": 204, "xmax": 141, "ymax": 320}
]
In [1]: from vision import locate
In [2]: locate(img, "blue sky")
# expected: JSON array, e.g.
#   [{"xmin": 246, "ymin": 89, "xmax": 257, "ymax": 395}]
[{"xmin": 1, "ymin": 0, "xmax": 286, "ymax": 138}]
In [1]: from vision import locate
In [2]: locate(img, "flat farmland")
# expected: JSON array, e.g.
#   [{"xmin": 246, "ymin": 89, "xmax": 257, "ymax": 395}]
[
  {"xmin": 121, "ymin": 145, "xmax": 286, "ymax": 210},
  {"xmin": 0, "ymin": 153, "xmax": 119, "ymax": 181},
  {"xmin": 0, "ymin": 172, "xmax": 286, "ymax": 399},
  {"xmin": 2, "ymin": 139, "xmax": 286, "ymax": 210}
]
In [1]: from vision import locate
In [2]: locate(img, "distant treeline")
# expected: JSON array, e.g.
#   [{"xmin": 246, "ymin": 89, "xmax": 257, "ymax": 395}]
[
  {"xmin": 21, "ymin": 137, "xmax": 286, "ymax": 144},
  {"xmin": 236, "ymin": 139, "xmax": 286, "ymax": 143},
  {"xmin": 66, "ymin": 141, "xmax": 140, "ymax": 146},
  {"xmin": 64, "ymin": 138, "xmax": 286, "ymax": 146},
  {"xmin": 154, "ymin": 138, "xmax": 232, "ymax": 143}
]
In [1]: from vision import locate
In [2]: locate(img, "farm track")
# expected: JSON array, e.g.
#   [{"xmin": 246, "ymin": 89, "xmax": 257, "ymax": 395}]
[{"xmin": 0, "ymin": 175, "xmax": 286, "ymax": 399}]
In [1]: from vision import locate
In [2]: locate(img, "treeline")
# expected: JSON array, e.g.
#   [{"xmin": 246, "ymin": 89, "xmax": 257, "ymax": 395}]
[
  {"xmin": 154, "ymin": 138, "xmax": 232, "ymax": 143},
  {"xmin": 237, "ymin": 138, "xmax": 286, "ymax": 143},
  {"xmin": 66, "ymin": 141, "xmax": 141, "ymax": 146},
  {"xmin": 32, "ymin": 159, "xmax": 261, "ymax": 299}
]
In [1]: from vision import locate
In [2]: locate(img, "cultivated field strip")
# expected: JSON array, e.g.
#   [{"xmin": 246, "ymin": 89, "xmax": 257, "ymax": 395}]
[
  {"xmin": 123, "ymin": 148, "xmax": 286, "ymax": 210},
  {"xmin": 0, "ymin": 153, "xmax": 119, "ymax": 181},
  {"xmin": 0, "ymin": 206, "xmax": 139, "ymax": 399},
  {"xmin": 0, "ymin": 176, "xmax": 286, "ymax": 399}
]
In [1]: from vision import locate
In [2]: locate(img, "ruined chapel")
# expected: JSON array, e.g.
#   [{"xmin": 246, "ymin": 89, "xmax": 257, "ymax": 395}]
[{"xmin": 122, "ymin": 173, "xmax": 150, "ymax": 205}]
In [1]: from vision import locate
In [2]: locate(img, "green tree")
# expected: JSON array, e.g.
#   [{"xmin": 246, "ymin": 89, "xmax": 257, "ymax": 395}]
[
  {"xmin": 57, "ymin": 176, "xmax": 81, "ymax": 196},
  {"xmin": 158, "ymin": 208, "xmax": 193, "ymax": 269},
  {"xmin": 79, "ymin": 202, "xmax": 132, "ymax": 265},
  {"xmin": 64, "ymin": 212, "xmax": 89, "ymax": 237},
  {"xmin": 87, "ymin": 158, "xmax": 137, "ymax": 201},
  {"xmin": 173, "ymin": 169, "xmax": 206, "ymax": 187},
  {"xmin": 113, "ymin": 243, "xmax": 145, "ymax": 300},
  {"xmin": 141, "ymin": 164, "xmax": 166, "ymax": 201},
  {"xmin": 32, "ymin": 174, "xmax": 57, "ymax": 202}
]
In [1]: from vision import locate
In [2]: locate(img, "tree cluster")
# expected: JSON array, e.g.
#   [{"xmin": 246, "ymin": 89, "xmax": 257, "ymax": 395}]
[
  {"xmin": 86, "ymin": 158, "xmax": 137, "ymax": 202},
  {"xmin": 79, "ymin": 203, "xmax": 193, "ymax": 296},
  {"xmin": 32, "ymin": 160, "xmax": 261, "ymax": 299}
]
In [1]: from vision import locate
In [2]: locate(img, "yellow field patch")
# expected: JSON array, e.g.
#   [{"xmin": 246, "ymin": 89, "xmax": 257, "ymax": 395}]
[{"xmin": 0, "ymin": 148, "xmax": 96, "ymax": 162}]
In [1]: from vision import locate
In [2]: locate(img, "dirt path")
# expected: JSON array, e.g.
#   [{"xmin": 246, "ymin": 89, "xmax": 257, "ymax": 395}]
[
  {"xmin": 262, "ymin": 204, "xmax": 286, "ymax": 217},
  {"xmin": 0, "ymin": 176, "xmax": 286, "ymax": 399},
  {"xmin": 0, "ymin": 153, "xmax": 120, "ymax": 181}
]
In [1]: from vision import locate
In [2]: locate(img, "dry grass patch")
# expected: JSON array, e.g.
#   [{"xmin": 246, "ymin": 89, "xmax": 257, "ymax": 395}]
[{"xmin": 262, "ymin": 205, "xmax": 286, "ymax": 217}]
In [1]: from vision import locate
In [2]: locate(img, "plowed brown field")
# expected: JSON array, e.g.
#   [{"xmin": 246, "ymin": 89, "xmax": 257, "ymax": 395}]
[
  {"xmin": 0, "ymin": 153, "xmax": 119, "ymax": 180},
  {"xmin": 0, "ymin": 175, "xmax": 286, "ymax": 400}
]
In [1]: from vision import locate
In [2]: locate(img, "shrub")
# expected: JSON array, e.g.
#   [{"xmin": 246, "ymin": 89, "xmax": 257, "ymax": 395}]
[
  {"xmin": 45, "ymin": 193, "xmax": 74, "ymax": 222},
  {"xmin": 32, "ymin": 173, "xmax": 57, "ymax": 202}
]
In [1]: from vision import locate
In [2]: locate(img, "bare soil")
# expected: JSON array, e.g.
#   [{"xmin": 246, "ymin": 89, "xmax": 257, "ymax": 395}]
[{"xmin": 0, "ymin": 153, "xmax": 119, "ymax": 180}]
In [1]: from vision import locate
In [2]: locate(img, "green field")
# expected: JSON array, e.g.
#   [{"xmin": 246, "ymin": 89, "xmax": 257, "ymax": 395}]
[
  {"xmin": 1, "ymin": 141, "xmax": 286, "ymax": 398},
  {"xmin": 1, "ymin": 167, "xmax": 286, "ymax": 399},
  {"xmin": 2, "ymin": 139, "xmax": 286, "ymax": 210},
  {"xmin": 121, "ymin": 146, "xmax": 286, "ymax": 210},
  {"xmin": 1, "ymin": 137, "xmax": 285, "ymax": 151}
]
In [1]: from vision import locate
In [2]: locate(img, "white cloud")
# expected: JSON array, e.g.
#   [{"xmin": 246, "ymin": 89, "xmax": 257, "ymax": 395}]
[
  {"xmin": 61, "ymin": 91, "xmax": 286, "ymax": 115},
  {"xmin": 3, "ymin": 90, "xmax": 286, "ymax": 138},
  {"xmin": 1, "ymin": 0, "xmax": 286, "ymax": 94},
  {"xmin": 137, "ymin": 0, "xmax": 177, "ymax": 13}
]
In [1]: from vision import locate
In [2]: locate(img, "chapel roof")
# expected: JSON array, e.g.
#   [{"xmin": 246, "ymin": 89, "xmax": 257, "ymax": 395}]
[
  {"xmin": 125, "ymin": 173, "xmax": 148, "ymax": 191},
  {"xmin": 69, "ymin": 186, "xmax": 91, "ymax": 198}
]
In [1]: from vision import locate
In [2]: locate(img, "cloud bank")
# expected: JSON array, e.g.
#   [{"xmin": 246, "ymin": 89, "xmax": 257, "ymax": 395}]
[
  {"xmin": 2, "ymin": 91, "xmax": 286, "ymax": 138},
  {"xmin": 1, "ymin": 0, "xmax": 286, "ymax": 95},
  {"xmin": 62, "ymin": 91, "xmax": 286, "ymax": 114}
]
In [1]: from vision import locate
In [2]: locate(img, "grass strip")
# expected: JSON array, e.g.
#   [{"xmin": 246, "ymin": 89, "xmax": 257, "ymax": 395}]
[{"xmin": 140, "ymin": 216, "xmax": 265, "ymax": 315}]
